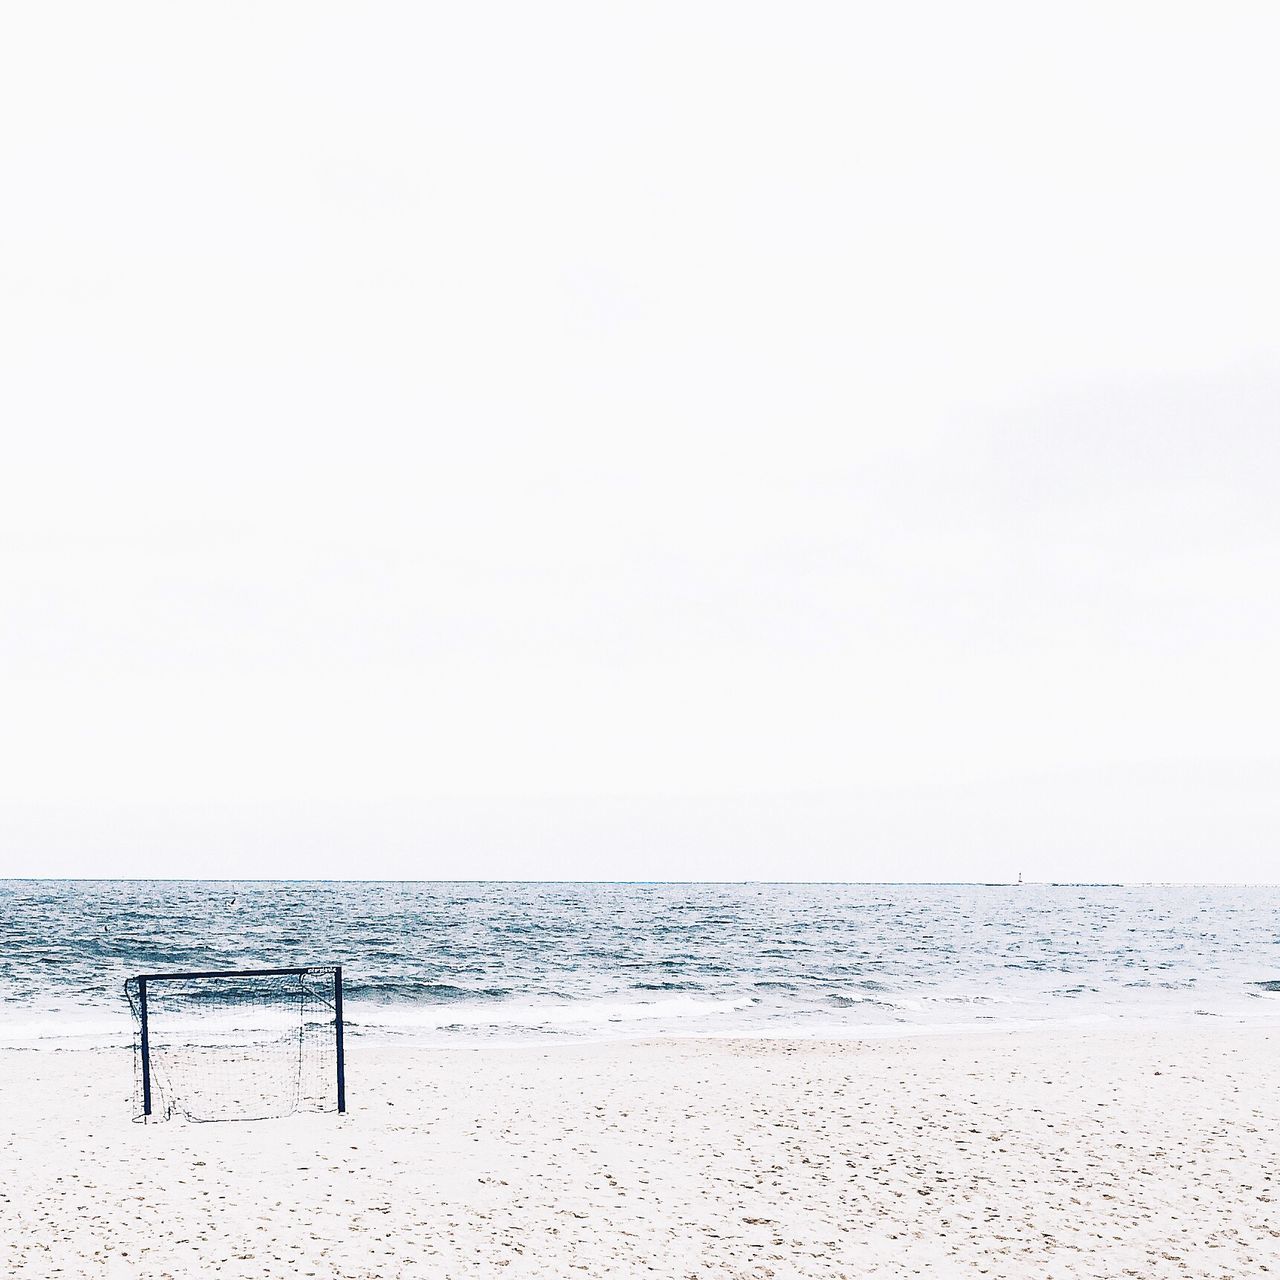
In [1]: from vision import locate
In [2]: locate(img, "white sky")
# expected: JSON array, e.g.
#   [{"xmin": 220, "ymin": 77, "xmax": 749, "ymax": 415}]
[{"xmin": 2, "ymin": 3, "xmax": 1277, "ymax": 882}]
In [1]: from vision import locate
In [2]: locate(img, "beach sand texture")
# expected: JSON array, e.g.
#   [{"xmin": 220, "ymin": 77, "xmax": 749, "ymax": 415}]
[{"xmin": 2, "ymin": 1029, "xmax": 1278, "ymax": 1278}]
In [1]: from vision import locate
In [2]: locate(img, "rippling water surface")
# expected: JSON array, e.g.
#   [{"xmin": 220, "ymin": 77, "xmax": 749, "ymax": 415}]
[{"xmin": 2, "ymin": 881, "xmax": 1279, "ymax": 1046}]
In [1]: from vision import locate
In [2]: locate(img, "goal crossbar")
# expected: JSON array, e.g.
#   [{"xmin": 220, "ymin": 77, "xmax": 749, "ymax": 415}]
[{"xmin": 134, "ymin": 966, "xmax": 331, "ymax": 981}]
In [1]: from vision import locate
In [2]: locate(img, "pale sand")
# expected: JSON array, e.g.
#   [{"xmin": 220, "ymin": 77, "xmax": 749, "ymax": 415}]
[{"xmin": 2, "ymin": 1028, "xmax": 1278, "ymax": 1278}]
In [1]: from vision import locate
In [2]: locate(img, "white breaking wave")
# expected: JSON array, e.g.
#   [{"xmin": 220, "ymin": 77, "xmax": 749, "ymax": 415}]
[{"xmin": 356, "ymin": 994, "xmax": 757, "ymax": 1032}]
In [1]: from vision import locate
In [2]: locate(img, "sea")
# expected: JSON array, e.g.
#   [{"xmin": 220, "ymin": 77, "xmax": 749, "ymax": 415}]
[{"xmin": 2, "ymin": 880, "xmax": 1279, "ymax": 1049}]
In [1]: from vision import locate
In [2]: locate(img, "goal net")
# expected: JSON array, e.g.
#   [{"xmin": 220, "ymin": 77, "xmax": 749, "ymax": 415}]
[{"xmin": 124, "ymin": 966, "xmax": 345, "ymax": 1123}]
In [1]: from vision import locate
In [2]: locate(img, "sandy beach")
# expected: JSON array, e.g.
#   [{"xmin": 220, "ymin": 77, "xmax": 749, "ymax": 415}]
[{"xmin": 2, "ymin": 1027, "xmax": 1277, "ymax": 1278}]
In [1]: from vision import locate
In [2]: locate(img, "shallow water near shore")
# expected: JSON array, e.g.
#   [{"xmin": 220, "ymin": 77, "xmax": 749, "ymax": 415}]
[{"xmin": 3, "ymin": 880, "xmax": 1279, "ymax": 1047}]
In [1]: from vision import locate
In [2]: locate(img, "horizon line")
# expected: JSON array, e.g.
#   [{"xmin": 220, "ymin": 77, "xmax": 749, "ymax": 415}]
[{"xmin": 2, "ymin": 877, "xmax": 1276, "ymax": 888}]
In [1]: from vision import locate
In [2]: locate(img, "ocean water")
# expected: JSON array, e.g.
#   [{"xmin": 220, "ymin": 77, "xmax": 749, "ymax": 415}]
[{"xmin": 2, "ymin": 880, "xmax": 1279, "ymax": 1048}]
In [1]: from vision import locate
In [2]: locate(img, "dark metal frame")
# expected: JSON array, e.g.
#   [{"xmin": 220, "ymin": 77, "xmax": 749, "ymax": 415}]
[{"xmin": 131, "ymin": 965, "xmax": 346, "ymax": 1118}]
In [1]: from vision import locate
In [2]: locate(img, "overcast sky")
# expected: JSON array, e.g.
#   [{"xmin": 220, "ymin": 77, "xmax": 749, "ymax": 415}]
[{"xmin": 2, "ymin": 3, "xmax": 1277, "ymax": 882}]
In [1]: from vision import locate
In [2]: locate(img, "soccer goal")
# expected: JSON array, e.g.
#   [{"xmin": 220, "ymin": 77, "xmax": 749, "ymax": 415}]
[{"xmin": 123, "ymin": 966, "xmax": 346, "ymax": 1123}]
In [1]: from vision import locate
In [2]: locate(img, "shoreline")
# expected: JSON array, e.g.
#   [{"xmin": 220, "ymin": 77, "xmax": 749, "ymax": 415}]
[{"xmin": 5, "ymin": 1007, "xmax": 1280, "ymax": 1055}]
